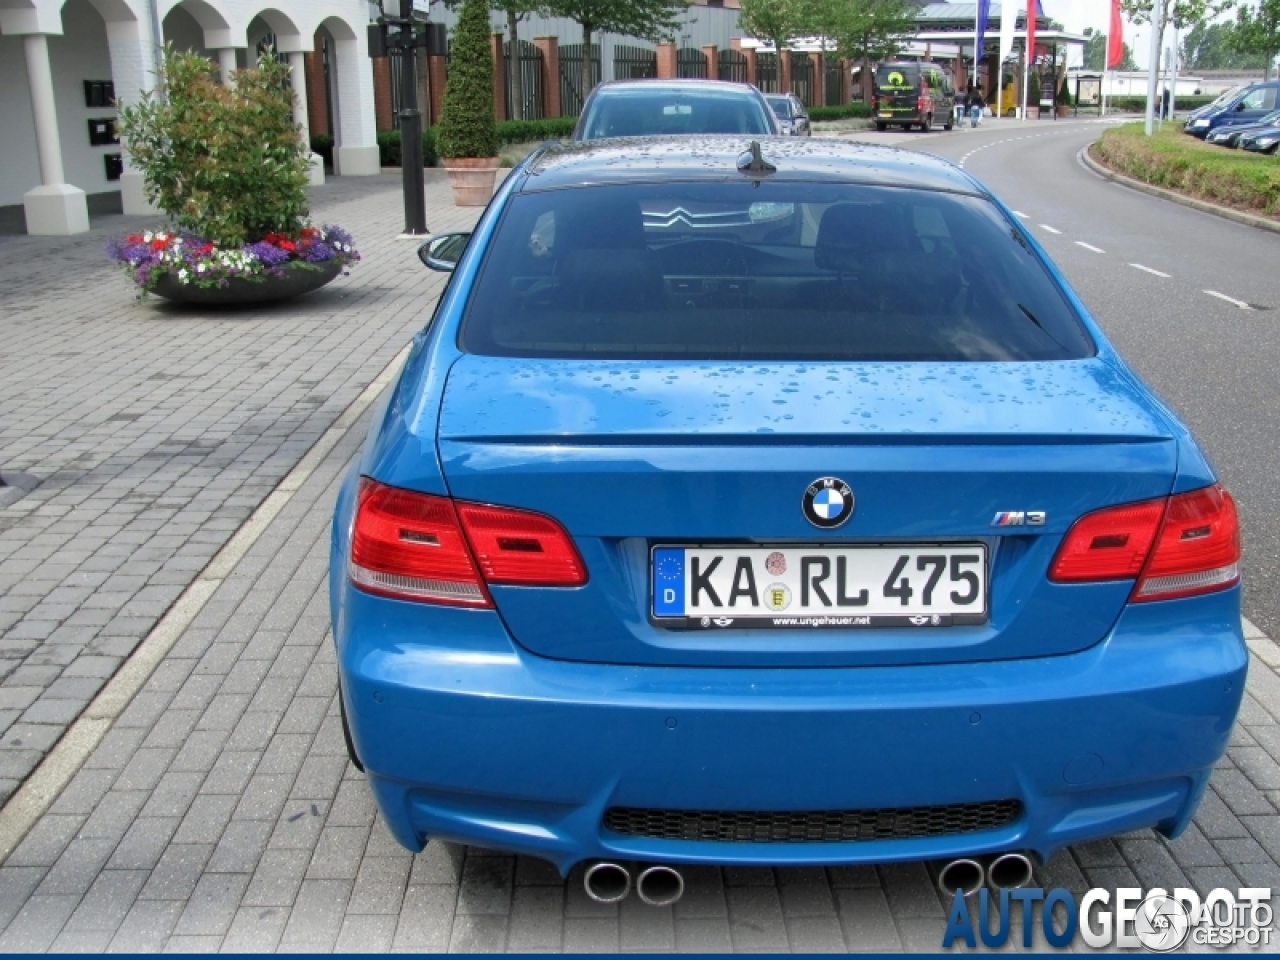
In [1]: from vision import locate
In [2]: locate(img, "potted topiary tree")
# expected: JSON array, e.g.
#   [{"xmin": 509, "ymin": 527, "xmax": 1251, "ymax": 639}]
[
  {"xmin": 1026, "ymin": 72, "xmax": 1041, "ymax": 120},
  {"xmin": 438, "ymin": 0, "xmax": 500, "ymax": 206},
  {"xmin": 110, "ymin": 48, "xmax": 359, "ymax": 304},
  {"xmin": 1056, "ymin": 76, "xmax": 1072, "ymax": 117}
]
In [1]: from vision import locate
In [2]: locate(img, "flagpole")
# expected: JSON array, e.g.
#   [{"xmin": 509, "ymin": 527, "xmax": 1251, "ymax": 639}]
[
  {"xmin": 1144, "ymin": 7, "xmax": 1161, "ymax": 135},
  {"xmin": 1101, "ymin": 2, "xmax": 1110, "ymax": 116}
]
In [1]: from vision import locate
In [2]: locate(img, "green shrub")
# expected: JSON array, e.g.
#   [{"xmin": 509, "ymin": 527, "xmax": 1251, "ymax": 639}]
[
  {"xmin": 1106, "ymin": 95, "xmax": 1218, "ymax": 113},
  {"xmin": 1057, "ymin": 80, "xmax": 1072, "ymax": 106},
  {"xmin": 1028, "ymin": 72, "xmax": 1041, "ymax": 105},
  {"xmin": 809, "ymin": 103, "xmax": 872, "ymax": 121},
  {"xmin": 376, "ymin": 128, "xmax": 439, "ymax": 168},
  {"xmin": 438, "ymin": 0, "xmax": 497, "ymax": 159},
  {"xmin": 1094, "ymin": 123, "xmax": 1280, "ymax": 215},
  {"xmin": 118, "ymin": 48, "xmax": 310, "ymax": 246},
  {"xmin": 495, "ymin": 117, "xmax": 577, "ymax": 144}
]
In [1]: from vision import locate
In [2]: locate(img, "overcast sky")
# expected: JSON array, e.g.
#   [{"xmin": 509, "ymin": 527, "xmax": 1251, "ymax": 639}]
[{"xmin": 1044, "ymin": 0, "xmax": 1240, "ymax": 70}]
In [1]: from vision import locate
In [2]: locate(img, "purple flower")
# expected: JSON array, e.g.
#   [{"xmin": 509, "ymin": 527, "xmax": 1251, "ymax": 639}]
[{"xmin": 247, "ymin": 242, "xmax": 290, "ymax": 267}]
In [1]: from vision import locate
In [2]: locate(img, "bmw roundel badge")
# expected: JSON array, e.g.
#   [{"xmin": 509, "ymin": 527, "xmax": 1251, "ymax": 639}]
[{"xmin": 802, "ymin": 477, "xmax": 854, "ymax": 528}]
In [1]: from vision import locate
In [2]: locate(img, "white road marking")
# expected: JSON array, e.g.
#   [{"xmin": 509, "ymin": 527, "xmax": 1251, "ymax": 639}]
[
  {"xmin": 1074, "ymin": 241, "xmax": 1105, "ymax": 253},
  {"xmin": 1129, "ymin": 263, "xmax": 1172, "ymax": 278},
  {"xmin": 1204, "ymin": 289, "xmax": 1254, "ymax": 310},
  {"xmin": 1039, "ymin": 224, "xmax": 1062, "ymax": 234},
  {"xmin": 1012, "ymin": 211, "xmax": 1029, "ymax": 219}
]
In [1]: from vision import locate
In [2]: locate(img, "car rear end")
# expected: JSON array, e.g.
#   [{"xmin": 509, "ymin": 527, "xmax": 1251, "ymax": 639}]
[
  {"xmin": 331, "ymin": 142, "xmax": 1246, "ymax": 873},
  {"xmin": 873, "ymin": 63, "xmax": 925, "ymax": 129}
]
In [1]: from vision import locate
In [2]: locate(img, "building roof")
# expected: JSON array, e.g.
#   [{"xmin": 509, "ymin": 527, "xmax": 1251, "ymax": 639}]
[{"xmin": 517, "ymin": 137, "xmax": 981, "ymax": 195}]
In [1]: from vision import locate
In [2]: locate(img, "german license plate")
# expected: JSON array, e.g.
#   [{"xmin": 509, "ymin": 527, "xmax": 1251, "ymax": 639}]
[
  {"xmin": 879, "ymin": 111, "xmax": 893, "ymax": 117},
  {"xmin": 651, "ymin": 545, "xmax": 988, "ymax": 629}
]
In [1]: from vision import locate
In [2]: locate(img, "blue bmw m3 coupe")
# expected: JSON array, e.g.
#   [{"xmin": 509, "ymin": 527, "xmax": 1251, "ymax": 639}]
[{"xmin": 330, "ymin": 136, "xmax": 1245, "ymax": 901}]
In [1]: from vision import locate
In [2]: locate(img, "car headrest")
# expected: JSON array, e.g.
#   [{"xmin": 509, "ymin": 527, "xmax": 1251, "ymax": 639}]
[
  {"xmin": 556, "ymin": 196, "xmax": 648, "ymax": 251},
  {"xmin": 814, "ymin": 203, "xmax": 909, "ymax": 273}
]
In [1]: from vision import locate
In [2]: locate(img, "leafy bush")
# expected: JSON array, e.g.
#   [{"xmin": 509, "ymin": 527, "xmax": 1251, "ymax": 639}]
[
  {"xmin": 438, "ymin": 0, "xmax": 497, "ymax": 159},
  {"xmin": 809, "ymin": 103, "xmax": 873, "ymax": 121},
  {"xmin": 1094, "ymin": 123, "xmax": 1280, "ymax": 216},
  {"xmin": 118, "ymin": 48, "xmax": 310, "ymax": 247},
  {"xmin": 1106, "ymin": 95, "xmax": 1218, "ymax": 113},
  {"xmin": 376, "ymin": 118, "xmax": 574, "ymax": 168},
  {"xmin": 1028, "ymin": 72, "xmax": 1041, "ymax": 105},
  {"xmin": 377, "ymin": 128, "xmax": 440, "ymax": 168}
]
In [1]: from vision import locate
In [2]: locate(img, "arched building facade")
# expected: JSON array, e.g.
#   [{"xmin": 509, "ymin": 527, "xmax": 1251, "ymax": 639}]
[{"xmin": 0, "ymin": 0, "xmax": 379, "ymax": 234}]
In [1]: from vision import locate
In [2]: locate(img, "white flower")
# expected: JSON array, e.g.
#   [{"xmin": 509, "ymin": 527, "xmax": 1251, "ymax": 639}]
[
  {"xmin": 342, "ymin": 244, "xmax": 350, "ymax": 252},
  {"xmin": 196, "ymin": 263, "xmax": 206, "ymax": 273},
  {"xmin": 143, "ymin": 231, "xmax": 153, "ymax": 242},
  {"xmin": 178, "ymin": 268, "xmax": 189, "ymax": 282},
  {"xmin": 173, "ymin": 237, "xmax": 183, "ymax": 246}
]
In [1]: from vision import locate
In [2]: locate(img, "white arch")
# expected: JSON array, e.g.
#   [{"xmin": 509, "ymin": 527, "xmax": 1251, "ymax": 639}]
[
  {"xmin": 317, "ymin": 12, "xmax": 377, "ymax": 175},
  {"xmin": 249, "ymin": 5, "xmax": 309, "ymax": 52},
  {"xmin": 160, "ymin": 0, "xmax": 239, "ymax": 48}
]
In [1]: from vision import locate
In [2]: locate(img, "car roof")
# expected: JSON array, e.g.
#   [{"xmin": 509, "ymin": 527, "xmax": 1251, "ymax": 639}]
[
  {"xmin": 592, "ymin": 79, "xmax": 762, "ymax": 95},
  {"xmin": 517, "ymin": 136, "xmax": 982, "ymax": 195}
]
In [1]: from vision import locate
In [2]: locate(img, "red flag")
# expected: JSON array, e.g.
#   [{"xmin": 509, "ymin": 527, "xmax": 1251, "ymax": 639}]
[
  {"xmin": 1025, "ymin": 0, "xmax": 1037, "ymax": 75},
  {"xmin": 1107, "ymin": 0, "xmax": 1124, "ymax": 68}
]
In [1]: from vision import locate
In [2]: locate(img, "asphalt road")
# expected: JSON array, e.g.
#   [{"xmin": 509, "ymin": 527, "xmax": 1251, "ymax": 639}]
[{"xmin": 861, "ymin": 119, "xmax": 1280, "ymax": 637}]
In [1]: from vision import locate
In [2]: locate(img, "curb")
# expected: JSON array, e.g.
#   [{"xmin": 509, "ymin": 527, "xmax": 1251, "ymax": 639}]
[
  {"xmin": 1079, "ymin": 143, "xmax": 1280, "ymax": 236},
  {"xmin": 0, "ymin": 342, "xmax": 412, "ymax": 865}
]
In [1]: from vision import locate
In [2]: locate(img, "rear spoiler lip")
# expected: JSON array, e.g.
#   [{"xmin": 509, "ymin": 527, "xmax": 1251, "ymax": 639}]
[{"xmin": 440, "ymin": 433, "xmax": 1174, "ymax": 447}]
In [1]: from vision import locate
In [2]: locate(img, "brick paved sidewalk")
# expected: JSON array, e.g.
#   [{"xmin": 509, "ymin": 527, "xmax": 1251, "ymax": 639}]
[
  {"xmin": 2, "ymin": 364, "xmax": 1280, "ymax": 950},
  {"xmin": 0, "ymin": 173, "xmax": 479, "ymax": 803}
]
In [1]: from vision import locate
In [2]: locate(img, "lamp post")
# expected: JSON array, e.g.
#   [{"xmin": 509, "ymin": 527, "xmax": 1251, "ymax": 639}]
[{"xmin": 370, "ymin": 0, "xmax": 429, "ymax": 236}]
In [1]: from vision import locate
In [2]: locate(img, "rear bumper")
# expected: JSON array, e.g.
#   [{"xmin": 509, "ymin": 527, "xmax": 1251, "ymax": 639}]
[{"xmin": 336, "ymin": 586, "xmax": 1246, "ymax": 873}]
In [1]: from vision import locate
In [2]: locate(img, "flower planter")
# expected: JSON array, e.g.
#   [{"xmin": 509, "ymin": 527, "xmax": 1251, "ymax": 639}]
[
  {"xmin": 1056, "ymin": 105, "xmax": 1071, "ymax": 118},
  {"xmin": 1026, "ymin": 106, "xmax": 1041, "ymax": 120},
  {"xmin": 444, "ymin": 157, "xmax": 500, "ymax": 207},
  {"xmin": 150, "ymin": 259, "xmax": 343, "ymax": 306}
]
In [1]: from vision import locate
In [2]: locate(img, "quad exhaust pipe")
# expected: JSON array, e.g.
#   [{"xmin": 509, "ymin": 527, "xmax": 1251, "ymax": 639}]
[
  {"xmin": 583, "ymin": 862, "xmax": 685, "ymax": 906},
  {"xmin": 935, "ymin": 851, "xmax": 1035, "ymax": 898}
]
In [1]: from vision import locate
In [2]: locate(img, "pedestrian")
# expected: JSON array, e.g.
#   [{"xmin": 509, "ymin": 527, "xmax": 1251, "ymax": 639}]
[
  {"xmin": 969, "ymin": 86, "xmax": 986, "ymax": 127},
  {"xmin": 1161, "ymin": 86, "xmax": 1171, "ymax": 120}
]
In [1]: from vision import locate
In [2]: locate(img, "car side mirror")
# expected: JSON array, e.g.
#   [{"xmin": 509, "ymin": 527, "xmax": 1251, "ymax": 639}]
[{"xmin": 417, "ymin": 232, "xmax": 470, "ymax": 272}]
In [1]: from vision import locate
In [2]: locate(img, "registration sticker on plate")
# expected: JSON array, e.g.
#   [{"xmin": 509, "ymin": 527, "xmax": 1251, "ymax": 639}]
[{"xmin": 651, "ymin": 545, "xmax": 988, "ymax": 629}]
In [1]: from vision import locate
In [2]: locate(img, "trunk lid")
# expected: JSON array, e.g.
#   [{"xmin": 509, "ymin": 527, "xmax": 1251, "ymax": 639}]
[{"xmin": 435, "ymin": 357, "xmax": 1176, "ymax": 667}]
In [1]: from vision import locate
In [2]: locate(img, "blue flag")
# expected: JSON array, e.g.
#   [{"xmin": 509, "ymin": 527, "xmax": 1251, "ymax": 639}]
[{"xmin": 975, "ymin": 0, "xmax": 991, "ymax": 66}]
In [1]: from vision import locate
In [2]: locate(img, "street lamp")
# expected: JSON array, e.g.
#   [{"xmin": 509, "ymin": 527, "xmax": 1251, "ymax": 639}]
[{"xmin": 369, "ymin": 0, "xmax": 429, "ymax": 236}]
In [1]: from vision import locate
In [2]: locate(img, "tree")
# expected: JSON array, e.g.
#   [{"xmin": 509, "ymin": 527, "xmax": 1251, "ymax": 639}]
[
  {"xmin": 544, "ymin": 0, "xmax": 688, "ymax": 107},
  {"xmin": 1229, "ymin": 0, "xmax": 1280, "ymax": 78},
  {"xmin": 1182, "ymin": 20, "xmax": 1268, "ymax": 68},
  {"xmin": 739, "ymin": 0, "xmax": 815, "ymax": 60},
  {"xmin": 1120, "ymin": 0, "xmax": 1224, "ymax": 45},
  {"xmin": 439, "ymin": 0, "xmax": 498, "ymax": 159},
  {"xmin": 810, "ymin": 0, "xmax": 915, "ymax": 102},
  {"xmin": 1083, "ymin": 26, "xmax": 1137, "ymax": 69},
  {"xmin": 443, "ymin": 0, "xmax": 545, "ymax": 122}
]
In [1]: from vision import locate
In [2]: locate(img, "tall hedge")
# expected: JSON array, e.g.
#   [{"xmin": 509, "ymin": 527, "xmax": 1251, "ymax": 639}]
[{"xmin": 438, "ymin": 0, "xmax": 498, "ymax": 159}]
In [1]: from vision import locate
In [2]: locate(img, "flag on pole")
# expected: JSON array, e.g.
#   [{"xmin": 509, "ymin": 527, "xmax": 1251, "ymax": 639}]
[
  {"xmin": 1107, "ymin": 0, "xmax": 1125, "ymax": 68},
  {"xmin": 1025, "ymin": 0, "xmax": 1038, "ymax": 72},
  {"xmin": 975, "ymin": 0, "xmax": 992, "ymax": 77},
  {"xmin": 998, "ymin": 0, "xmax": 1020, "ymax": 85}
]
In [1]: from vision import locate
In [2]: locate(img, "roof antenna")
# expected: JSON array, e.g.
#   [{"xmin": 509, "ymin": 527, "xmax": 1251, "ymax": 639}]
[{"xmin": 737, "ymin": 141, "xmax": 776, "ymax": 181}]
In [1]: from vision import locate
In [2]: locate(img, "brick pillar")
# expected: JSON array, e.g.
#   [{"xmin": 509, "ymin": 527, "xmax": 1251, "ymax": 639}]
[
  {"xmin": 743, "ymin": 47, "xmax": 757, "ymax": 87},
  {"xmin": 810, "ymin": 52, "xmax": 822, "ymax": 105},
  {"xmin": 428, "ymin": 54, "xmax": 447, "ymax": 125},
  {"xmin": 702, "ymin": 44, "xmax": 717, "ymax": 80},
  {"xmin": 656, "ymin": 42, "xmax": 676, "ymax": 79},
  {"xmin": 779, "ymin": 49, "xmax": 792, "ymax": 94},
  {"xmin": 534, "ymin": 36, "xmax": 560, "ymax": 117},
  {"xmin": 840, "ymin": 57, "xmax": 851, "ymax": 104},
  {"xmin": 304, "ymin": 50, "xmax": 328, "ymax": 136},
  {"xmin": 491, "ymin": 32, "xmax": 507, "ymax": 122},
  {"xmin": 373, "ymin": 56, "xmax": 394, "ymax": 131}
]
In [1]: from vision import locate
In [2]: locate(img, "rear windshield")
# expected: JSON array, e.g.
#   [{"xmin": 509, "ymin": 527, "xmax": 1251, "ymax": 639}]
[
  {"xmin": 876, "ymin": 64, "xmax": 919, "ymax": 92},
  {"xmin": 578, "ymin": 89, "xmax": 774, "ymax": 139},
  {"xmin": 460, "ymin": 182, "xmax": 1095, "ymax": 362},
  {"xmin": 766, "ymin": 96, "xmax": 793, "ymax": 118}
]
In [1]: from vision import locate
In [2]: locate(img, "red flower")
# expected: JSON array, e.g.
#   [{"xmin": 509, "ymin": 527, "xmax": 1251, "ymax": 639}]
[
  {"xmin": 126, "ymin": 234, "xmax": 144, "ymax": 244},
  {"xmin": 278, "ymin": 239, "xmax": 296, "ymax": 252},
  {"xmin": 150, "ymin": 238, "xmax": 167, "ymax": 251},
  {"xmin": 301, "ymin": 227, "xmax": 319, "ymax": 239}
]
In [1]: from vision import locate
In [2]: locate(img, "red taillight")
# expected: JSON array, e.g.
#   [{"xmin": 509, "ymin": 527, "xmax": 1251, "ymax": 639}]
[
  {"xmin": 1048, "ymin": 484, "xmax": 1240, "ymax": 602},
  {"xmin": 349, "ymin": 479, "xmax": 586, "ymax": 605},
  {"xmin": 1133, "ymin": 485, "xmax": 1240, "ymax": 602},
  {"xmin": 350, "ymin": 479, "xmax": 490, "ymax": 607},
  {"xmin": 1048, "ymin": 498, "xmax": 1165, "ymax": 582},
  {"xmin": 455, "ymin": 502, "xmax": 587, "ymax": 586}
]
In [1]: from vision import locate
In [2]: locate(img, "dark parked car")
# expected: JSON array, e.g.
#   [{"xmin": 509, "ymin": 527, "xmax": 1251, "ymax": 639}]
[
  {"xmin": 1205, "ymin": 109, "xmax": 1280, "ymax": 147},
  {"xmin": 1240, "ymin": 126, "xmax": 1280, "ymax": 154},
  {"xmin": 765, "ymin": 93, "xmax": 811, "ymax": 136},
  {"xmin": 1203, "ymin": 110, "xmax": 1280, "ymax": 147},
  {"xmin": 1185, "ymin": 81, "xmax": 1280, "ymax": 137},
  {"xmin": 873, "ymin": 61, "xmax": 956, "ymax": 131},
  {"xmin": 574, "ymin": 80, "xmax": 779, "ymax": 140}
]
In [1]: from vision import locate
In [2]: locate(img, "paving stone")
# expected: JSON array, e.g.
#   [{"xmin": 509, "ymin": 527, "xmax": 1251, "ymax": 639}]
[
  {"xmin": 726, "ymin": 886, "xmax": 787, "ymax": 951},
  {"xmin": 242, "ymin": 849, "xmax": 311, "ymax": 908},
  {"xmin": 106, "ymin": 816, "xmax": 180, "ymax": 872},
  {"xmin": 508, "ymin": 885, "xmax": 564, "ymax": 951},
  {"xmin": 836, "ymin": 888, "xmax": 903, "ymax": 952},
  {"xmin": 448, "ymin": 914, "xmax": 509, "ymax": 953},
  {"xmin": 334, "ymin": 912, "xmax": 398, "ymax": 953},
  {"xmin": 347, "ymin": 856, "xmax": 411, "ymax": 915},
  {"xmin": 171, "ymin": 872, "xmax": 250, "ymax": 937},
  {"xmin": 777, "ymin": 866, "xmax": 837, "ymax": 918},
  {"xmin": 219, "ymin": 906, "xmax": 289, "ymax": 953},
  {"xmin": 620, "ymin": 896, "xmax": 676, "ymax": 952},
  {"xmin": 62, "ymin": 869, "xmax": 148, "ymax": 933},
  {"xmin": 393, "ymin": 884, "xmax": 456, "ymax": 951},
  {"xmin": 786, "ymin": 914, "xmax": 849, "ymax": 952}
]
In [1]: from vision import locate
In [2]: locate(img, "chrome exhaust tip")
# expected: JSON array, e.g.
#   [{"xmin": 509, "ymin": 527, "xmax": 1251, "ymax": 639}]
[
  {"xmin": 936, "ymin": 858, "xmax": 985, "ymax": 898},
  {"xmin": 986, "ymin": 852, "xmax": 1034, "ymax": 891},
  {"xmin": 583, "ymin": 862, "xmax": 631, "ymax": 903},
  {"xmin": 636, "ymin": 865, "xmax": 684, "ymax": 907}
]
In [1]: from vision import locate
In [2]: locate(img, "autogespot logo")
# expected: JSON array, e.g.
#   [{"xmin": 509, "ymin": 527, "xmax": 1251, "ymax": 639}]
[{"xmin": 942, "ymin": 886, "xmax": 1274, "ymax": 951}]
